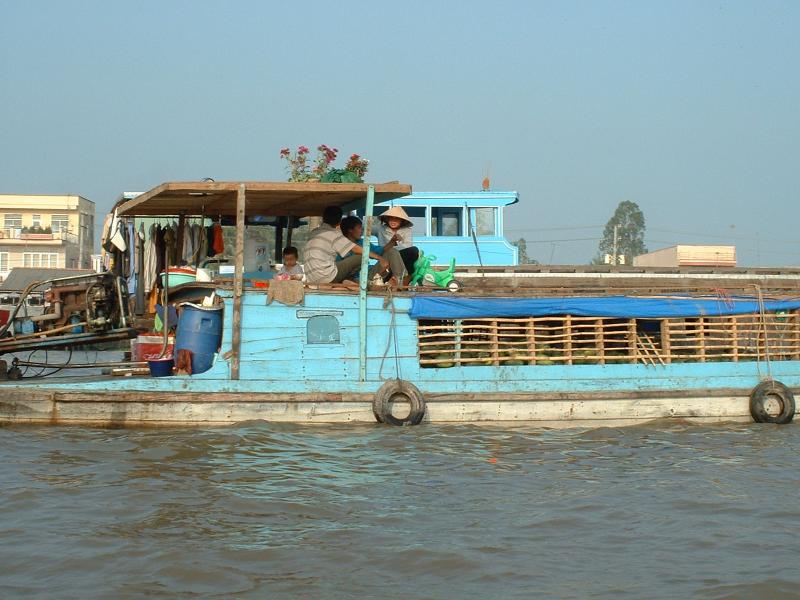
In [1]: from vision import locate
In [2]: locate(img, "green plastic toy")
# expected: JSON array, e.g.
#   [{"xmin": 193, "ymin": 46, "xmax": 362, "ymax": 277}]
[{"xmin": 409, "ymin": 251, "xmax": 462, "ymax": 292}]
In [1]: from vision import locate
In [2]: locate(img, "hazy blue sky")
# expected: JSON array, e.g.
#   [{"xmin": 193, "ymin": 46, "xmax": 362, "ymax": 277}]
[{"xmin": 1, "ymin": 1, "xmax": 797, "ymax": 265}]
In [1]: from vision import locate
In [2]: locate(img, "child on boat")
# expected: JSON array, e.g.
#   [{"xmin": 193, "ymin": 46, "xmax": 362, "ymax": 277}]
[
  {"xmin": 275, "ymin": 246, "xmax": 304, "ymax": 280},
  {"xmin": 374, "ymin": 206, "xmax": 419, "ymax": 281}
]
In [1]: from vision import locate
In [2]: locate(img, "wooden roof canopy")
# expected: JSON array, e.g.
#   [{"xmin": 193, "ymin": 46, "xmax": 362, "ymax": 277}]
[{"xmin": 116, "ymin": 181, "xmax": 413, "ymax": 217}]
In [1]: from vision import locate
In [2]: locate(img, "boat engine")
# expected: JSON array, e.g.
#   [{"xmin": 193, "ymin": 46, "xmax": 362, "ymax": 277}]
[{"xmin": 31, "ymin": 272, "xmax": 128, "ymax": 332}]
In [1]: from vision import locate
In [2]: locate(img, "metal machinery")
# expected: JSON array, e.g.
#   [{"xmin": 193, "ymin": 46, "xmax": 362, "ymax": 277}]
[{"xmin": 0, "ymin": 272, "xmax": 137, "ymax": 379}]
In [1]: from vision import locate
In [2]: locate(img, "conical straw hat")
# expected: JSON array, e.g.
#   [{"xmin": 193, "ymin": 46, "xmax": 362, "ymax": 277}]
[{"xmin": 380, "ymin": 205, "xmax": 413, "ymax": 226}]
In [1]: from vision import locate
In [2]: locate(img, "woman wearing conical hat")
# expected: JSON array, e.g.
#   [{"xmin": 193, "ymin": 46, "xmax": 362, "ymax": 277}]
[{"xmin": 373, "ymin": 205, "xmax": 419, "ymax": 282}]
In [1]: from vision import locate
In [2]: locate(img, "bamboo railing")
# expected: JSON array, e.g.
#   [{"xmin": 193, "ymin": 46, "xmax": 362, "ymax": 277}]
[{"xmin": 417, "ymin": 311, "xmax": 800, "ymax": 367}]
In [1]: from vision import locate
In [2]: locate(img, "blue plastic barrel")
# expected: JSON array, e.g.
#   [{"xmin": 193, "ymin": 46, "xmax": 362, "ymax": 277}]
[{"xmin": 175, "ymin": 304, "xmax": 223, "ymax": 374}]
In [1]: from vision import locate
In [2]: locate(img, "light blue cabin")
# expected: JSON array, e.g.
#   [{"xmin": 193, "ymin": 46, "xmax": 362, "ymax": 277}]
[{"xmin": 374, "ymin": 191, "xmax": 519, "ymax": 266}]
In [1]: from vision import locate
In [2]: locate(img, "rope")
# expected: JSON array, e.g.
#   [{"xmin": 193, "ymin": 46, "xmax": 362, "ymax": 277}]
[
  {"xmin": 378, "ymin": 287, "xmax": 402, "ymax": 381},
  {"xmin": 754, "ymin": 284, "xmax": 774, "ymax": 384}
]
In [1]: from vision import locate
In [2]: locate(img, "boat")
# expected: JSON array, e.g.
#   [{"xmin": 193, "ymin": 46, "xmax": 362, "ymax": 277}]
[{"xmin": 0, "ymin": 180, "xmax": 798, "ymax": 427}]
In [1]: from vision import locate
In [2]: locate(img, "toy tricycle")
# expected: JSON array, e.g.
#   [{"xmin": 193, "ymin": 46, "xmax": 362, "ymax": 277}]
[{"xmin": 409, "ymin": 251, "xmax": 462, "ymax": 292}]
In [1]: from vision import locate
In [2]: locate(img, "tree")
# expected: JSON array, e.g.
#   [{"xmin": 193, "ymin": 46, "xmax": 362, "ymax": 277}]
[
  {"xmin": 513, "ymin": 238, "xmax": 539, "ymax": 265},
  {"xmin": 594, "ymin": 201, "xmax": 647, "ymax": 265}
]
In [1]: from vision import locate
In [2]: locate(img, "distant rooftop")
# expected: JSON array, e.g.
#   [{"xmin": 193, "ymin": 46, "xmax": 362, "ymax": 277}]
[{"xmin": 0, "ymin": 268, "xmax": 95, "ymax": 291}]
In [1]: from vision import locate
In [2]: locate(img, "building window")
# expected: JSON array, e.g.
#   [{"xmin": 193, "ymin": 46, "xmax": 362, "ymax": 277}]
[
  {"xmin": 306, "ymin": 315, "xmax": 340, "ymax": 344},
  {"xmin": 431, "ymin": 207, "xmax": 463, "ymax": 236},
  {"xmin": 32, "ymin": 214, "xmax": 42, "ymax": 228},
  {"xmin": 23, "ymin": 253, "xmax": 60, "ymax": 268},
  {"xmin": 0, "ymin": 252, "xmax": 8, "ymax": 272},
  {"xmin": 51, "ymin": 214, "xmax": 69, "ymax": 233},
  {"xmin": 473, "ymin": 207, "xmax": 497, "ymax": 236},
  {"xmin": 4, "ymin": 214, "xmax": 22, "ymax": 229}
]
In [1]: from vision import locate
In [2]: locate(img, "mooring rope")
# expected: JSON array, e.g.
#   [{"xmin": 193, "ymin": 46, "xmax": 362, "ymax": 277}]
[
  {"xmin": 378, "ymin": 287, "xmax": 402, "ymax": 381},
  {"xmin": 754, "ymin": 284, "xmax": 774, "ymax": 384}
]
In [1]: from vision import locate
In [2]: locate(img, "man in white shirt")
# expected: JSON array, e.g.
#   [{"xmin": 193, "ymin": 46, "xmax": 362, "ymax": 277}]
[{"xmin": 304, "ymin": 206, "xmax": 400, "ymax": 284}]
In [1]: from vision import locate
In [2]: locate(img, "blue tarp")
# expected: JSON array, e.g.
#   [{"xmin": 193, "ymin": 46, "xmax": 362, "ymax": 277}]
[{"xmin": 408, "ymin": 295, "xmax": 800, "ymax": 320}]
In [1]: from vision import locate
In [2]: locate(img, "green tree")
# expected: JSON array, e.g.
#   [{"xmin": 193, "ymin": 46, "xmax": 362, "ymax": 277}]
[
  {"xmin": 594, "ymin": 200, "xmax": 647, "ymax": 264},
  {"xmin": 513, "ymin": 238, "xmax": 539, "ymax": 264}
]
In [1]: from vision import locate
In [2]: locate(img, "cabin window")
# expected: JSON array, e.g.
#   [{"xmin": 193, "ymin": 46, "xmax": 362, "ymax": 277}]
[
  {"xmin": 472, "ymin": 208, "xmax": 497, "ymax": 236},
  {"xmin": 431, "ymin": 207, "xmax": 463, "ymax": 236},
  {"xmin": 307, "ymin": 315, "xmax": 340, "ymax": 344}
]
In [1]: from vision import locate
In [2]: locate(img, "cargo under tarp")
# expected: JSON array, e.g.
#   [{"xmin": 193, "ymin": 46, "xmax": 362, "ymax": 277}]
[{"xmin": 408, "ymin": 295, "xmax": 800, "ymax": 320}]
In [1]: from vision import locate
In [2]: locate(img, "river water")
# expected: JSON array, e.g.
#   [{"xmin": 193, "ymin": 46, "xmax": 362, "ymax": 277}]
[{"xmin": 1, "ymin": 421, "xmax": 799, "ymax": 599}]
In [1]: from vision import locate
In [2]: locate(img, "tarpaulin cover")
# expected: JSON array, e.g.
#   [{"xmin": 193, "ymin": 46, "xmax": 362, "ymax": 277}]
[{"xmin": 408, "ymin": 296, "xmax": 800, "ymax": 320}]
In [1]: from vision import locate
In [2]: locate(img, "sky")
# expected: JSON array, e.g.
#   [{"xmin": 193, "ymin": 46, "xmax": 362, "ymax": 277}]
[{"xmin": 1, "ymin": 0, "xmax": 798, "ymax": 266}]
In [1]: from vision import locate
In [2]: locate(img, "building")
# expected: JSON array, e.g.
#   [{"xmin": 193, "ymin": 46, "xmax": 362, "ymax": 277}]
[
  {"xmin": 0, "ymin": 194, "xmax": 95, "ymax": 281},
  {"xmin": 634, "ymin": 245, "xmax": 736, "ymax": 268}
]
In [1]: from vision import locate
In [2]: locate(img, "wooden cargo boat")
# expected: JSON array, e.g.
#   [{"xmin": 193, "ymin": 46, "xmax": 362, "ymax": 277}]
[{"xmin": 0, "ymin": 181, "xmax": 798, "ymax": 427}]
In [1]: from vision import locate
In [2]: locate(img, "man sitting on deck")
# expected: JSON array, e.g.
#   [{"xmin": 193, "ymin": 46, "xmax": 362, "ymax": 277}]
[{"xmin": 304, "ymin": 206, "xmax": 404, "ymax": 287}]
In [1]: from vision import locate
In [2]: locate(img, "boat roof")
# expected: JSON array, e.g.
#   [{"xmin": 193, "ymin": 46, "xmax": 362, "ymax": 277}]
[
  {"xmin": 116, "ymin": 181, "xmax": 412, "ymax": 217},
  {"xmin": 383, "ymin": 191, "xmax": 519, "ymax": 208}
]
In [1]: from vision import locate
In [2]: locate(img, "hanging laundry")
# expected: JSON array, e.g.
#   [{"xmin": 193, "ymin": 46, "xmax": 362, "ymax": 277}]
[
  {"xmin": 164, "ymin": 225, "xmax": 177, "ymax": 267},
  {"xmin": 212, "ymin": 222, "xmax": 224, "ymax": 255},
  {"xmin": 143, "ymin": 223, "xmax": 158, "ymax": 293},
  {"xmin": 126, "ymin": 221, "xmax": 137, "ymax": 295}
]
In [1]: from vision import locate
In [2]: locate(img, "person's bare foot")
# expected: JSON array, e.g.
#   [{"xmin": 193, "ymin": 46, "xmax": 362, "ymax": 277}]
[{"xmin": 341, "ymin": 279, "xmax": 360, "ymax": 290}]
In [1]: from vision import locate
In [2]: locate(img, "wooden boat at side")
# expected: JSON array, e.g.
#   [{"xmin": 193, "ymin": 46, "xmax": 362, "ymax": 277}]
[{"xmin": 1, "ymin": 181, "xmax": 798, "ymax": 427}]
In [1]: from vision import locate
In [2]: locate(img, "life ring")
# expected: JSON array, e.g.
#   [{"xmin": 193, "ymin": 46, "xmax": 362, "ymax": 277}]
[
  {"xmin": 749, "ymin": 380, "xmax": 796, "ymax": 424},
  {"xmin": 373, "ymin": 379, "xmax": 426, "ymax": 426}
]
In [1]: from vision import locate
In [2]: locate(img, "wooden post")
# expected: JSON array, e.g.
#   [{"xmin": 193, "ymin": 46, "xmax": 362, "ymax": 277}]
[
  {"xmin": 455, "ymin": 319, "xmax": 462, "ymax": 366},
  {"xmin": 526, "ymin": 318, "xmax": 536, "ymax": 365},
  {"xmin": 274, "ymin": 216, "xmax": 285, "ymax": 263},
  {"xmin": 231, "ymin": 184, "xmax": 246, "ymax": 380},
  {"xmin": 176, "ymin": 214, "xmax": 186, "ymax": 265},
  {"xmin": 358, "ymin": 185, "xmax": 375, "ymax": 382},
  {"xmin": 565, "ymin": 314, "xmax": 573, "ymax": 365},
  {"xmin": 660, "ymin": 319, "xmax": 671, "ymax": 364},
  {"xmin": 595, "ymin": 318, "xmax": 605, "ymax": 365},
  {"xmin": 490, "ymin": 320, "xmax": 500, "ymax": 366},
  {"xmin": 795, "ymin": 312, "xmax": 800, "ymax": 360},
  {"xmin": 698, "ymin": 317, "xmax": 706, "ymax": 362},
  {"xmin": 627, "ymin": 319, "xmax": 637, "ymax": 363}
]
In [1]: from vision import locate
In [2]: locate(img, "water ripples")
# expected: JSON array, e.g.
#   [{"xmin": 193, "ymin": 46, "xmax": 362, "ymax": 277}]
[{"xmin": 2, "ymin": 421, "xmax": 800, "ymax": 598}]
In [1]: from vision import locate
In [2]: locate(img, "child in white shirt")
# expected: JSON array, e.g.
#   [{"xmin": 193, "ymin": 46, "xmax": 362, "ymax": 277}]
[{"xmin": 275, "ymin": 246, "xmax": 304, "ymax": 280}]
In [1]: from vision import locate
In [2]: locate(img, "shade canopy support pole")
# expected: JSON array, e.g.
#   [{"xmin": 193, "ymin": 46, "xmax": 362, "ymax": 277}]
[
  {"xmin": 231, "ymin": 184, "xmax": 246, "ymax": 380},
  {"xmin": 358, "ymin": 185, "xmax": 375, "ymax": 383}
]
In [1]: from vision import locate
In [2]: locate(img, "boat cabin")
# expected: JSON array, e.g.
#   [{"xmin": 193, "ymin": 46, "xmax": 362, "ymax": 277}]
[{"xmin": 373, "ymin": 191, "xmax": 519, "ymax": 266}]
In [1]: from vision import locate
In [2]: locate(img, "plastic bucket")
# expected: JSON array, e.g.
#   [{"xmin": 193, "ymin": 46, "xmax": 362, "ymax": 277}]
[
  {"xmin": 148, "ymin": 358, "xmax": 174, "ymax": 377},
  {"xmin": 175, "ymin": 303, "xmax": 223, "ymax": 374}
]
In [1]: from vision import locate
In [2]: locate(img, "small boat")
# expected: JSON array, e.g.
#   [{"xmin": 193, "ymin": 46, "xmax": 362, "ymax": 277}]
[{"xmin": 0, "ymin": 180, "xmax": 797, "ymax": 428}]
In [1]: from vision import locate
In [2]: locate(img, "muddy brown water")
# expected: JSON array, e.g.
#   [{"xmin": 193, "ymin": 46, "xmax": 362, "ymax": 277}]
[{"xmin": 2, "ymin": 420, "xmax": 800, "ymax": 599}]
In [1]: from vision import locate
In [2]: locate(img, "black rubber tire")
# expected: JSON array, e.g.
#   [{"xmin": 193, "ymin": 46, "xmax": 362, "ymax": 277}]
[
  {"xmin": 373, "ymin": 379, "xmax": 426, "ymax": 426},
  {"xmin": 749, "ymin": 380, "xmax": 796, "ymax": 424}
]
